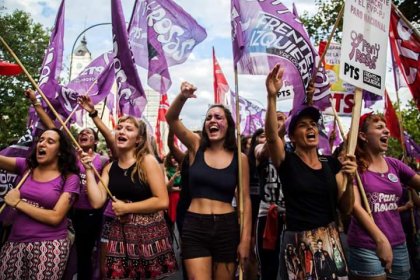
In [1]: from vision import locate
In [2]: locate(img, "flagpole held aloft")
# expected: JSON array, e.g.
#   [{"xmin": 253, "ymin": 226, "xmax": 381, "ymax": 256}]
[
  {"xmin": 234, "ymin": 65, "xmax": 244, "ymax": 280},
  {"xmin": 0, "ymin": 36, "xmax": 115, "ymax": 201},
  {"xmin": 308, "ymin": 4, "xmax": 345, "ymax": 105}
]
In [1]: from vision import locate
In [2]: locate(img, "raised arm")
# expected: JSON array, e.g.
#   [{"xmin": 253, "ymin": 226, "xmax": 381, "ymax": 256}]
[
  {"xmin": 80, "ymin": 151, "xmax": 109, "ymax": 208},
  {"xmin": 265, "ymin": 65, "xmax": 285, "ymax": 168},
  {"xmin": 111, "ymin": 154, "xmax": 169, "ymax": 216},
  {"xmin": 165, "ymin": 82, "xmax": 200, "ymax": 154},
  {"xmin": 24, "ymin": 89, "xmax": 55, "ymax": 129},
  {"xmin": 78, "ymin": 96, "xmax": 117, "ymax": 158}
]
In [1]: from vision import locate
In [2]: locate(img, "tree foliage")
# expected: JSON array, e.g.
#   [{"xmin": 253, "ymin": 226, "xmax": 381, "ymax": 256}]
[
  {"xmin": 300, "ymin": 0, "xmax": 419, "ymax": 44},
  {"xmin": 0, "ymin": 11, "xmax": 50, "ymax": 147}
]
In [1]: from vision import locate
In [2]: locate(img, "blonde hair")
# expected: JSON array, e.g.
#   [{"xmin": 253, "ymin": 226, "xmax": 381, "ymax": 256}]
[{"xmin": 118, "ymin": 116, "xmax": 152, "ymax": 183}]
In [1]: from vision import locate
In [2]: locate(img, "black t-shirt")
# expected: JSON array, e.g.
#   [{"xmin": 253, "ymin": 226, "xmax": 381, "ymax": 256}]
[{"xmin": 279, "ymin": 151, "xmax": 341, "ymax": 231}]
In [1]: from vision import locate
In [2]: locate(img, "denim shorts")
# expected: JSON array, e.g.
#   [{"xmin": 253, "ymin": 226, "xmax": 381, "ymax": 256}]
[
  {"xmin": 181, "ymin": 211, "xmax": 240, "ymax": 263},
  {"xmin": 348, "ymin": 243, "xmax": 410, "ymax": 279}
]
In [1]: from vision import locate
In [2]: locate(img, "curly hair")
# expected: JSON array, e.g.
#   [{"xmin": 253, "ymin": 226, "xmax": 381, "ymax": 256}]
[
  {"xmin": 200, "ymin": 104, "xmax": 237, "ymax": 151},
  {"xmin": 27, "ymin": 128, "xmax": 80, "ymax": 177},
  {"xmin": 355, "ymin": 114, "xmax": 386, "ymax": 172},
  {"xmin": 118, "ymin": 116, "xmax": 152, "ymax": 183},
  {"xmin": 248, "ymin": 128, "xmax": 264, "ymax": 170}
]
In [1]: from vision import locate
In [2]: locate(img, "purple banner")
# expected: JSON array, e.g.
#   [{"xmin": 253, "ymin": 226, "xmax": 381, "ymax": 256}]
[
  {"xmin": 112, "ymin": 0, "xmax": 147, "ymax": 117},
  {"xmin": 58, "ymin": 52, "xmax": 115, "ymax": 124},
  {"xmin": 27, "ymin": 0, "xmax": 66, "ymax": 132},
  {"xmin": 228, "ymin": 90, "xmax": 266, "ymax": 136},
  {"xmin": 404, "ymin": 132, "xmax": 420, "ymax": 159},
  {"xmin": 128, "ymin": 0, "xmax": 207, "ymax": 92},
  {"xmin": 231, "ymin": 0, "xmax": 329, "ymax": 110},
  {"xmin": 363, "ymin": 90, "xmax": 382, "ymax": 108}
]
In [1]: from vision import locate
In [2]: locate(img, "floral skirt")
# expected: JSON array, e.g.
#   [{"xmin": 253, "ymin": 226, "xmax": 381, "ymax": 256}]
[{"xmin": 104, "ymin": 211, "xmax": 178, "ymax": 279}]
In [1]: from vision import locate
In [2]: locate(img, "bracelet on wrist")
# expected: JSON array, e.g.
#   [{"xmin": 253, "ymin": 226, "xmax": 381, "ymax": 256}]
[
  {"xmin": 14, "ymin": 199, "xmax": 22, "ymax": 209},
  {"xmin": 32, "ymin": 101, "xmax": 41, "ymax": 107},
  {"xmin": 89, "ymin": 110, "xmax": 98, "ymax": 118}
]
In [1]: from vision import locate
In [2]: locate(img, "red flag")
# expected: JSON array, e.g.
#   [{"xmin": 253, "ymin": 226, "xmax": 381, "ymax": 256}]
[
  {"xmin": 213, "ymin": 47, "xmax": 230, "ymax": 105},
  {"xmin": 389, "ymin": 6, "xmax": 420, "ymax": 110},
  {"xmin": 155, "ymin": 93, "xmax": 170, "ymax": 157},
  {"xmin": 384, "ymin": 91, "xmax": 401, "ymax": 142},
  {"xmin": 0, "ymin": 61, "xmax": 22, "ymax": 76}
]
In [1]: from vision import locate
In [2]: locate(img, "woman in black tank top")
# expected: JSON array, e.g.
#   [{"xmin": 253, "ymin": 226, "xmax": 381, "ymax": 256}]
[
  {"xmin": 166, "ymin": 82, "xmax": 252, "ymax": 279},
  {"xmin": 80, "ymin": 116, "xmax": 177, "ymax": 279}
]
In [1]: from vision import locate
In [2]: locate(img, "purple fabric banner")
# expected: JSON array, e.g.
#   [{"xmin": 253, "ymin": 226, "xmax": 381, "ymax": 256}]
[
  {"xmin": 404, "ymin": 132, "xmax": 420, "ymax": 159},
  {"xmin": 128, "ymin": 0, "xmax": 207, "ymax": 92},
  {"xmin": 27, "ymin": 0, "xmax": 66, "ymax": 132},
  {"xmin": 363, "ymin": 90, "xmax": 382, "ymax": 108},
  {"xmin": 228, "ymin": 90, "xmax": 266, "ymax": 136},
  {"xmin": 231, "ymin": 0, "xmax": 329, "ymax": 110},
  {"xmin": 0, "ymin": 139, "xmax": 32, "ymax": 211},
  {"xmin": 112, "ymin": 0, "xmax": 147, "ymax": 117},
  {"xmin": 57, "ymin": 52, "xmax": 115, "ymax": 125}
]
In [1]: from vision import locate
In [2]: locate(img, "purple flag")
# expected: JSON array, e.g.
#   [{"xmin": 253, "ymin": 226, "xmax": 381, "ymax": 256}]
[
  {"xmin": 112, "ymin": 0, "xmax": 147, "ymax": 117},
  {"xmin": 57, "ymin": 52, "xmax": 115, "ymax": 125},
  {"xmin": 128, "ymin": 0, "xmax": 207, "ymax": 92},
  {"xmin": 363, "ymin": 90, "xmax": 382, "ymax": 108},
  {"xmin": 227, "ymin": 90, "xmax": 266, "ymax": 136},
  {"xmin": 0, "ymin": 135, "xmax": 32, "ymax": 211},
  {"xmin": 27, "ymin": 0, "xmax": 65, "ymax": 133},
  {"xmin": 404, "ymin": 132, "xmax": 420, "ymax": 159},
  {"xmin": 231, "ymin": 0, "xmax": 329, "ymax": 110}
]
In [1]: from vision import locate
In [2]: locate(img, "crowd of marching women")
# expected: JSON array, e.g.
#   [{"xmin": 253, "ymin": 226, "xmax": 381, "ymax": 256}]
[{"xmin": 0, "ymin": 65, "xmax": 419, "ymax": 280}]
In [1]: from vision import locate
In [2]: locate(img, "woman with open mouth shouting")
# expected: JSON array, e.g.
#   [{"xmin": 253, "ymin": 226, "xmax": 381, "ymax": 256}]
[
  {"xmin": 0, "ymin": 128, "xmax": 80, "ymax": 280},
  {"xmin": 347, "ymin": 113, "xmax": 420, "ymax": 280},
  {"xmin": 264, "ymin": 64, "xmax": 357, "ymax": 280},
  {"xmin": 166, "ymin": 81, "xmax": 251, "ymax": 280},
  {"xmin": 24, "ymin": 89, "xmax": 112, "ymax": 279},
  {"xmin": 80, "ymin": 116, "xmax": 178, "ymax": 279}
]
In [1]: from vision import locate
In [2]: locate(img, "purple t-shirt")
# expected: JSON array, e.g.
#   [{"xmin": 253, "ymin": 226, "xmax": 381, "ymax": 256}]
[
  {"xmin": 347, "ymin": 157, "xmax": 416, "ymax": 249},
  {"xmin": 73, "ymin": 154, "xmax": 108, "ymax": 210},
  {"xmin": 9, "ymin": 158, "xmax": 80, "ymax": 243}
]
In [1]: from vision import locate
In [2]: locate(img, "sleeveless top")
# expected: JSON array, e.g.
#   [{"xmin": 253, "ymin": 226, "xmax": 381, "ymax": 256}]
[
  {"xmin": 108, "ymin": 161, "xmax": 152, "ymax": 202},
  {"xmin": 189, "ymin": 147, "xmax": 238, "ymax": 203}
]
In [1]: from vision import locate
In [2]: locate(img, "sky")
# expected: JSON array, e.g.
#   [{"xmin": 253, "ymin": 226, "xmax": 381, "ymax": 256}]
[{"xmin": 2, "ymin": 0, "xmax": 413, "ymax": 131}]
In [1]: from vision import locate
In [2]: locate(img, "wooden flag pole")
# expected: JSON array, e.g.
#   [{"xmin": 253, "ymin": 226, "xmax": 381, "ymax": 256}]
[
  {"xmin": 60, "ymin": 79, "xmax": 99, "ymax": 129},
  {"xmin": 390, "ymin": 53, "xmax": 407, "ymax": 160},
  {"xmin": 329, "ymin": 98, "xmax": 372, "ymax": 217},
  {"xmin": 392, "ymin": 3, "xmax": 420, "ymax": 40},
  {"xmin": 0, "ymin": 36, "xmax": 115, "ymax": 200},
  {"xmin": 234, "ymin": 65, "xmax": 244, "ymax": 280},
  {"xmin": 347, "ymin": 89, "xmax": 373, "ymax": 218},
  {"xmin": 308, "ymin": 4, "xmax": 345, "ymax": 105},
  {"xmin": 0, "ymin": 170, "xmax": 31, "ymax": 214}
]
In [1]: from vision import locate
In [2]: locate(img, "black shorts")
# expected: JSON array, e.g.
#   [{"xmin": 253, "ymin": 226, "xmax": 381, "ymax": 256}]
[{"xmin": 181, "ymin": 211, "xmax": 240, "ymax": 263}]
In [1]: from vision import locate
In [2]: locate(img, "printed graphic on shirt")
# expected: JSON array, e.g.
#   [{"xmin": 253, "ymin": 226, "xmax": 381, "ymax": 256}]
[
  {"xmin": 261, "ymin": 162, "xmax": 285, "ymax": 209},
  {"xmin": 367, "ymin": 192, "xmax": 400, "ymax": 213}
]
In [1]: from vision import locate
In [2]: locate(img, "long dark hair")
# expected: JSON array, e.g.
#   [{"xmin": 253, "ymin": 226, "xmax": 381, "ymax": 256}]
[
  {"xmin": 27, "ymin": 128, "xmax": 79, "ymax": 176},
  {"xmin": 200, "ymin": 104, "xmax": 236, "ymax": 151}
]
